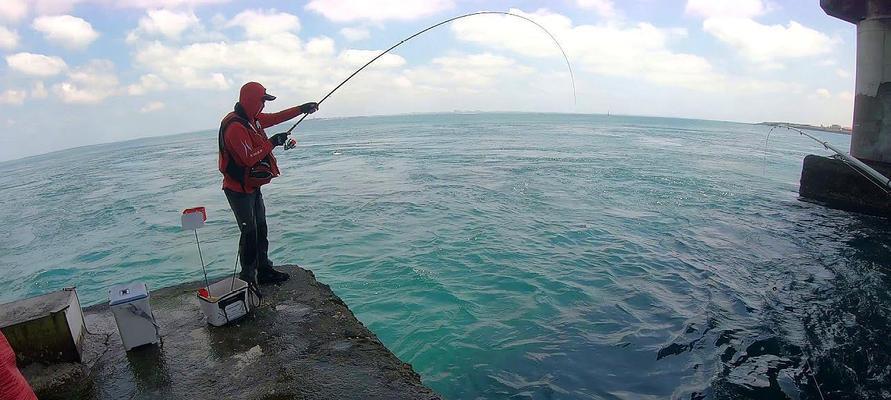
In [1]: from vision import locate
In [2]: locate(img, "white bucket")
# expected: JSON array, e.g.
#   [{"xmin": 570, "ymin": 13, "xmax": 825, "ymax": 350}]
[
  {"xmin": 197, "ymin": 277, "xmax": 259, "ymax": 327},
  {"xmin": 109, "ymin": 283, "xmax": 160, "ymax": 350}
]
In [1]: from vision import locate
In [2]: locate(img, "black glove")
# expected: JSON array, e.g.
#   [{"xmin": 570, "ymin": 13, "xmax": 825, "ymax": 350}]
[
  {"xmin": 269, "ymin": 132, "xmax": 289, "ymax": 147},
  {"xmin": 300, "ymin": 102, "xmax": 319, "ymax": 114}
]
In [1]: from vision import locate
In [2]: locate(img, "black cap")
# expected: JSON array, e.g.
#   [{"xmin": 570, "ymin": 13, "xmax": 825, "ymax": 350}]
[{"xmin": 263, "ymin": 93, "xmax": 276, "ymax": 101}]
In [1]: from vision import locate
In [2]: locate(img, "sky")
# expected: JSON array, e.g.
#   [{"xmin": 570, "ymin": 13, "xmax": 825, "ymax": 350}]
[{"xmin": 0, "ymin": 0, "xmax": 857, "ymax": 162}]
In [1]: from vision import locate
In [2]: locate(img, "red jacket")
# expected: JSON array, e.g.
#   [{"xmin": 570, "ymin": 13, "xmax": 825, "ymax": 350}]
[
  {"xmin": 0, "ymin": 331, "xmax": 37, "ymax": 400},
  {"xmin": 219, "ymin": 82, "xmax": 303, "ymax": 193}
]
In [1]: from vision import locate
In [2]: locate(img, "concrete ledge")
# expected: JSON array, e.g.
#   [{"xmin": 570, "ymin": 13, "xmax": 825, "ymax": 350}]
[
  {"xmin": 821, "ymin": 0, "xmax": 867, "ymax": 24},
  {"xmin": 20, "ymin": 266, "xmax": 441, "ymax": 400},
  {"xmin": 821, "ymin": 0, "xmax": 891, "ymax": 24},
  {"xmin": 799, "ymin": 154, "xmax": 891, "ymax": 217}
]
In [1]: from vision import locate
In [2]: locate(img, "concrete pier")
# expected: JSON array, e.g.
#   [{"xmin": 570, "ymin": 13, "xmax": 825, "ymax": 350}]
[
  {"xmin": 18, "ymin": 266, "xmax": 440, "ymax": 400},
  {"xmin": 799, "ymin": 154, "xmax": 891, "ymax": 216},
  {"xmin": 800, "ymin": 0, "xmax": 891, "ymax": 216}
]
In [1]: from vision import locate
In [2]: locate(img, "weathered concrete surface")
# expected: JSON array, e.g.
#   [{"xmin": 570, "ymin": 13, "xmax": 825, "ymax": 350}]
[
  {"xmin": 0, "ymin": 288, "xmax": 84, "ymax": 364},
  {"xmin": 19, "ymin": 266, "xmax": 441, "ymax": 400},
  {"xmin": 806, "ymin": 2, "xmax": 891, "ymax": 213},
  {"xmin": 799, "ymin": 154, "xmax": 891, "ymax": 217},
  {"xmin": 822, "ymin": 0, "xmax": 891, "ymax": 163},
  {"xmin": 850, "ymin": 18, "xmax": 891, "ymax": 163}
]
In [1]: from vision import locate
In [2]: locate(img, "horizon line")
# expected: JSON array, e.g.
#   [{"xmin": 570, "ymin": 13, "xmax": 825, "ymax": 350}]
[{"xmin": 0, "ymin": 110, "xmax": 801, "ymax": 164}]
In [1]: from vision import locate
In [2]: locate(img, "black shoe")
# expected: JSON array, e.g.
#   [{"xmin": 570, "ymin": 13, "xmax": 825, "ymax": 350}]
[
  {"xmin": 238, "ymin": 271, "xmax": 263, "ymax": 297},
  {"xmin": 257, "ymin": 268, "xmax": 290, "ymax": 285}
]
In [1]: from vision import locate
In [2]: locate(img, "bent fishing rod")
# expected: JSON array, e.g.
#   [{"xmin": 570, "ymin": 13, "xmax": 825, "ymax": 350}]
[
  {"xmin": 286, "ymin": 11, "xmax": 577, "ymax": 135},
  {"xmin": 774, "ymin": 124, "xmax": 891, "ymax": 194}
]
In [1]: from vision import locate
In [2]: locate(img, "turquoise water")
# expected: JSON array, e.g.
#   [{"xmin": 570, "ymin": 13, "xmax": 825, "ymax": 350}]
[{"xmin": 1, "ymin": 113, "xmax": 889, "ymax": 399}]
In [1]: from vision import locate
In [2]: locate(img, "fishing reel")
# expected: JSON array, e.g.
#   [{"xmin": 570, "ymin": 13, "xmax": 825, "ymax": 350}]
[{"xmin": 284, "ymin": 138, "xmax": 297, "ymax": 150}]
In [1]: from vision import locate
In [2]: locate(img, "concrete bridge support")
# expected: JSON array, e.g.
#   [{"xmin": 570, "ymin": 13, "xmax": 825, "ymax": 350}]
[
  {"xmin": 849, "ymin": 7, "xmax": 891, "ymax": 162},
  {"xmin": 799, "ymin": 0, "xmax": 891, "ymax": 216}
]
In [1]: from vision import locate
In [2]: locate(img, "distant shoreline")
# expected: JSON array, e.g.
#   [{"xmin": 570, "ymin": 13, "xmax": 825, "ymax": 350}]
[{"xmin": 758, "ymin": 122, "xmax": 852, "ymax": 135}]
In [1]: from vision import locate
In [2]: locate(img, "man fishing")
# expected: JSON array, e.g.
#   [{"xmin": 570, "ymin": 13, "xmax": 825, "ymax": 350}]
[{"xmin": 218, "ymin": 81, "xmax": 318, "ymax": 290}]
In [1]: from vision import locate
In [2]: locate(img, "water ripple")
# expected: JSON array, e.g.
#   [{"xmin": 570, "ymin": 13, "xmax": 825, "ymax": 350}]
[{"xmin": 0, "ymin": 113, "xmax": 886, "ymax": 399}]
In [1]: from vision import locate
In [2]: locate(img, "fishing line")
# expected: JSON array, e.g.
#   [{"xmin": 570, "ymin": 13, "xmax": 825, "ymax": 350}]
[
  {"xmin": 231, "ymin": 242, "xmax": 262, "ymax": 305},
  {"xmin": 767, "ymin": 124, "xmax": 890, "ymax": 397},
  {"xmin": 763, "ymin": 125, "xmax": 778, "ymax": 176},
  {"xmin": 804, "ymin": 356, "xmax": 826, "ymax": 400},
  {"xmin": 788, "ymin": 125, "xmax": 891, "ymax": 194},
  {"xmin": 765, "ymin": 125, "xmax": 891, "ymax": 196},
  {"xmin": 763, "ymin": 125, "xmax": 881, "ymax": 398},
  {"xmin": 775, "ymin": 279, "xmax": 826, "ymax": 400},
  {"xmin": 286, "ymin": 11, "xmax": 577, "ymax": 134}
]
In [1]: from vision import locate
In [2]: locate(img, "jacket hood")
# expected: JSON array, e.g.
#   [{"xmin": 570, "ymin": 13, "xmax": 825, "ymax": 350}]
[{"xmin": 238, "ymin": 82, "xmax": 269, "ymax": 122}]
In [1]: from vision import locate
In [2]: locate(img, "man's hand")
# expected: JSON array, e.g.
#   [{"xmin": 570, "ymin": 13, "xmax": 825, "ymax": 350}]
[
  {"xmin": 300, "ymin": 102, "xmax": 319, "ymax": 114},
  {"xmin": 269, "ymin": 132, "xmax": 290, "ymax": 147}
]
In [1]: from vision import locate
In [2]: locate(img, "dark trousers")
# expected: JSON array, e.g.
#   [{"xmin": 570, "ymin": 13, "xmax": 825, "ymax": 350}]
[{"xmin": 224, "ymin": 188, "xmax": 271, "ymax": 278}]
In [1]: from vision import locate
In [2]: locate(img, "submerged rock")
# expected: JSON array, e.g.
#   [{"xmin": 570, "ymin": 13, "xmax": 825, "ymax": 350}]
[{"xmin": 21, "ymin": 265, "xmax": 441, "ymax": 400}]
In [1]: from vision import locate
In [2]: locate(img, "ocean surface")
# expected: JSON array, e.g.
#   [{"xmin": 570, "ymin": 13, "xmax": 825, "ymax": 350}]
[{"xmin": 1, "ymin": 113, "xmax": 888, "ymax": 399}]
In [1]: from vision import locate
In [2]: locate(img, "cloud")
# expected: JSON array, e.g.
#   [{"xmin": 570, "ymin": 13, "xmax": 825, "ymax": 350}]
[
  {"xmin": 702, "ymin": 18, "xmax": 835, "ymax": 67},
  {"xmin": 32, "ymin": 15, "xmax": 100, "ymax": 50},
  {"xmin": 306, "ymin": 36, "xmax": 335, "ymax": 55},
  {"xmin": 52, "ymin": 59, "xmax": 120, "ymax": 103},
  {"xmin": 449, "ymin": 8, "xmax": 806, "ymax": 98},
  {"xmin": 3, "ymin": 0, "xmax": 228, "ymax": 19},
  {"xmin": 410, "ymin": 53, "xmax": 532, "ymax": 88},
  {"xmin": 685, "ymin": 0, "xmax": 768, "ymax": 18},
  {"xmin": 3, "ymin": 0, "xmax": 227, "ymax": 19},
  {"xmin": 31, "ymin": 81, "xmax": 48, "ymax": 98},
  {"xmin": 339, "ymin": 27, "xmax": 369, "ymax": 41},
  {"xmin": 576, "ymin": 0, "xmax": 616, "ymax": 18},
  {"xmin": 132, "ymin": 41, "xmax": 241, "ymax": 90},
  {"xmin": 30, "ymin": 0, "xmax": 86, "ymax": 15},
  {"xmin": 0, "ymin": 25, "xmax": 18, "ymax": 50},
  {"xmin": 451, "ymin": 9, "xmax": 728, "ymax": 91},
  {"xmin": 129, "ymin": 21, "xmax": 493, "ymax": 105},
  {"xmin": 303, "ymin": 52, "xmax": 537, "ymax": 106},
  {"xmin": 685, "ymin": 0, "xmax": 834, "ymax": 69},
  {"xmin": 227, "ymin": 9, "xmax": 300, "ymax": 38},
  {"xmin": 815, "ymin": 88, "xmax": 831, "ymax": 99},
  {"xmin": 452, "ymin": 10, "xmax": 572, "ymax": 59},
  {"xmin": 2, "ymin": 0, "xmax": 82, "ymax": 19},
  {"xmin": 0, "ymin": 0, "xmax": 28, "ymax": 23},
  {"xmin": 130, "ymin": 29, "xmax": 349, "ymax": 91},
  {"xmin": 116, "ymin": 6, "xmax": 802, "ymax": 123},
  {"xmin": 111, "ymin": 0, "xmax": 229, "ymax": 8},
  {"xmin": 838, "ymin": 91, "xmax": 854, "ymax": 103},
  {"xmin": 836, "ymin": 68, "xmax": 851, "ymax": 79},
  {"xmin": 0, "ymin": 89, "xmax": 27, "ymax": 105},
  {"xmin": 127, "ymin": 73, "xmax": 168, "ymax": 95},
  {"xmin": 6, "ymin": 52, "xmax": 68, "ymax": 76},
  {"xmin": 305, "ymin": 0, "xmax": 454, "ymax": 22},
  {"xmin": 338, "ymin": 49, "xmax": 405, "ymax": 68},
  {"xmin": 131, "ymin": 9, "xmax": 199, "ymax": 41},
  {"xmin": 140, "ymin": 101, "xmax": 165, "ymax": 113}
]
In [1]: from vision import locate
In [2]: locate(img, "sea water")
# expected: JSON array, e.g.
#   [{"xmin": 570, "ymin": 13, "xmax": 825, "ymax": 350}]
[{"xmin": 1, "ymin": 113, "xmax": 888, "ymax": 399}]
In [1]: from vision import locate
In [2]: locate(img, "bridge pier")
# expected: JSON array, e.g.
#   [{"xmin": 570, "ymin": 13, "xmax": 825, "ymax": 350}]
[{"xmin": 799, "ymin": 0, "xmax": 891, "ymax": 217}]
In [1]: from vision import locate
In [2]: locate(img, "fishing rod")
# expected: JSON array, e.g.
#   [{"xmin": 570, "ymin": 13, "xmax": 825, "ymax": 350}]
[
  {"xmin": 286, "ymin": 10, "xmax": 577, "ymax": 135},
  {"xmin": 776, "ymin": 124, "xmax": 891, "ymax": 194}
]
